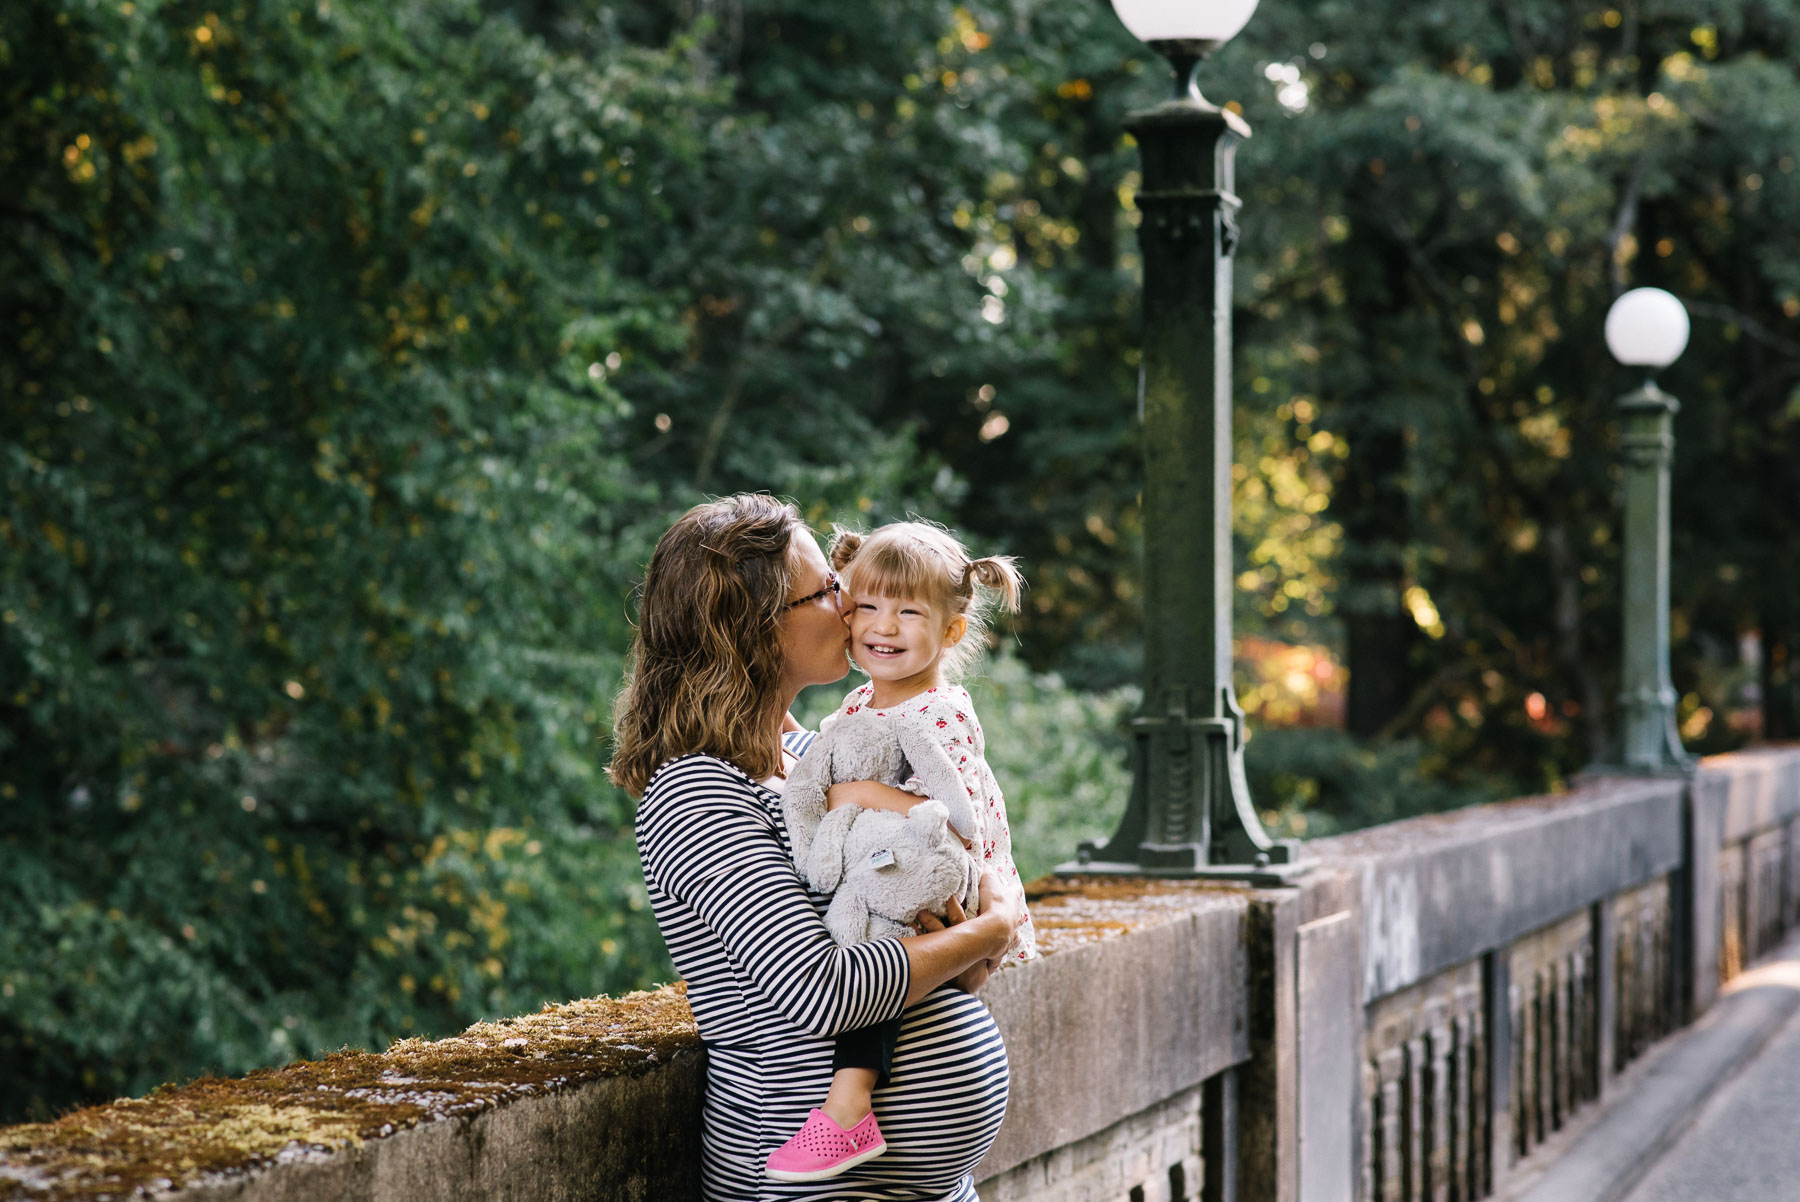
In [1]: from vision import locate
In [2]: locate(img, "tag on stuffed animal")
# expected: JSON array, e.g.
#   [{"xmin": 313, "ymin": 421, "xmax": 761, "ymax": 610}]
[{"xmin": 867, "ymin": 848, "xmax": 896, "ymax": 870}]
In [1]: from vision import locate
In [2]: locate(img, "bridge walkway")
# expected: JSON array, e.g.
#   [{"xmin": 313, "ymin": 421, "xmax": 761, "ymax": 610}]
[
  {"xmin": 1502, "ymin": 928, "xmax": 1800, "ymax": 1202},
  {"xmin": 1621, "ymin": 941, "xmax": 1800, "ymax": 1202}
]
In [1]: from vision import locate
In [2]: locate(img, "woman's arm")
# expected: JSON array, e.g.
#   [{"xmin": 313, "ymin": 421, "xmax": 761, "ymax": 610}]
[{"xmin": 643, "ymin": 761, "xmax": 912, "ymax": 1038}]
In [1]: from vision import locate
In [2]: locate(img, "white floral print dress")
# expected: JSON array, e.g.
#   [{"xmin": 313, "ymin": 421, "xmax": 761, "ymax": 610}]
[{"xmin": 827, "ymin": 682, "xmax": 1038, "ymax": 963}]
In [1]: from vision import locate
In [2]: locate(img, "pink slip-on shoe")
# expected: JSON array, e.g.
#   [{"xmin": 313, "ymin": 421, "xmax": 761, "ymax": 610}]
[{"xmin": 764, "ymin": 1108, "xmax": 887, "ymax": 1182}]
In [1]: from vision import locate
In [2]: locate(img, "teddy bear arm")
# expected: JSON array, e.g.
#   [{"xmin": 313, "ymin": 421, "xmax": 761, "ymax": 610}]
[
  {"xmin": 781, "ymin": 744, "xmax": 837, "ymax": 869},
  {"xmin": 825, "ymin": 887, "xmax": 877, "ymax": 947},
  {"xmin": 892, "ymin": 721, "xmax": 982, "ymax": 842},
  {"xmin": 804, "ymin": 805, "xmax": 864, "ymax": 894}
]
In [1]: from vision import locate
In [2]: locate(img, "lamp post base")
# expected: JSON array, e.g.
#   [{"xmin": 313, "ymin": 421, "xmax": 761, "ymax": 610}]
[
  {"xmin": 1056, "ymin": 834, "xmax": 1308, "ymax": 887},
  {"xmin": 1053, "ymin": 853, "xmax": 1309, "ymax": 888}
]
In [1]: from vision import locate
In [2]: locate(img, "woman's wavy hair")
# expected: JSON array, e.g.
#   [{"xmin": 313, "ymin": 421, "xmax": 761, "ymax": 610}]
[
  {"xmin": 608, "ymin": 494, "xmax": 806, "ymax": 797},
  {"xmin": 829, "ymin": 519, "xmax": 1023, "ymax": 683}
]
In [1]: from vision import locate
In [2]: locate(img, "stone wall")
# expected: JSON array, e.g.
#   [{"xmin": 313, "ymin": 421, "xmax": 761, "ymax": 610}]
[
  {"xmin": 0, "ymin": 879, "xmax": 1255, "ymax": 1202},
  {"xmin": 977, "ymin": 1084, "xmax": 1206, "ymax": 1202},
  {"xmin": 5, "ymin": 747, "xmax": 1800, "ymax": 1202},
  {"xmin": 1297, "ymin": 748, "xmax": 1800, "ymax": 1202}
]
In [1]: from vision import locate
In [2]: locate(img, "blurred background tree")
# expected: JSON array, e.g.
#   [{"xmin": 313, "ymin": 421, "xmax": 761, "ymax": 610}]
[{"xmin": 3, "ymin": 0, "xmax": 1794, "ymax": 1122}]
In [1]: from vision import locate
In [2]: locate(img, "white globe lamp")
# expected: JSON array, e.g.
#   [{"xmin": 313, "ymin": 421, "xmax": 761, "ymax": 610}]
[
  {"xmin": 1110, "ymin": 0, "xmax": 1262, "ymax": 102},
  {"xmin": 1604, "ymin": 287, "xmax": 1689, "ymax": 374},
  {"xmin": 1110, "ymin": 0, "xmax": 1260, "ymax": 48},
  {"xmin": 1602, "ymin": 285, "xmax": 1692, "ymax": 775}
]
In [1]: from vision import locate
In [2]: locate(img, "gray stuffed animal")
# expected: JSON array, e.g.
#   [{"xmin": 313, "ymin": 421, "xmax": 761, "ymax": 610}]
[
  {"xmin": 784, "ymin": 706, "xmax": 982, "ymax": 946},
  {"xmin": 808, "ymin": 800, "xmax": 980, "ymax": 945}
]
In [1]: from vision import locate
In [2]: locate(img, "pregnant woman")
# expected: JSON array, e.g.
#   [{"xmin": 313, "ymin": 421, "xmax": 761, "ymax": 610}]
[{"xmin": 609, "ymin": 493, "xmax": 1020, "ymax": 1201}]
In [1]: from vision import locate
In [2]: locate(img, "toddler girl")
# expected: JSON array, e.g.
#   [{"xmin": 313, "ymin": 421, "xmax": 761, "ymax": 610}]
[{"xmin": 765, "ymin": 520, "xmax": 1038, "ymax": 1183}]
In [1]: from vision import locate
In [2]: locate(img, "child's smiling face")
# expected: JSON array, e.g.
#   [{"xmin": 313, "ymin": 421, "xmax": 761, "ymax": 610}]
[{"xmin": 847, "ymin": 589, "xmax": 965, "ymax": 703}]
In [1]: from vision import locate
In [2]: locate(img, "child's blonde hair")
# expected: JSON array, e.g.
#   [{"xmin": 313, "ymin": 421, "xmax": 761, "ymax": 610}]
[{"xmin": 829, "ymin": 520, "xmax": 1023, "ymax": 682}]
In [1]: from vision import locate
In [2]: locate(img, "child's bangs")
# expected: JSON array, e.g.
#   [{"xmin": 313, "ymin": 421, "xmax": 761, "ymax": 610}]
[{"xmin": 845, "ymin": 540, "xmax": 950, "ymax": 609}]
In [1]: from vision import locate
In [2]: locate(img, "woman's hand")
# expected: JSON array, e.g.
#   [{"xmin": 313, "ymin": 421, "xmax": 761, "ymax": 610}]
[
  {"xmin": 898, "ymin": 871, "xmax": 1022, "ymax": 1008},
  {"xmin": 974, "ymin": 868, "xmax": 1023, "ymax": 937},
  {"xmin": 913, "ymin": 872, "xmax": 1019, "ymax": 993}
]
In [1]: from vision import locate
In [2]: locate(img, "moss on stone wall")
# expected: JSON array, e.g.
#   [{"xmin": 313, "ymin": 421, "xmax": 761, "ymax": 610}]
[
  {"xmin": 0, "ymin": 987, "xmax": 699, "ymax": 1201},
  {"xmin": 1026, "ymin": 875, "xmax": 1249, "ymax": 953}
]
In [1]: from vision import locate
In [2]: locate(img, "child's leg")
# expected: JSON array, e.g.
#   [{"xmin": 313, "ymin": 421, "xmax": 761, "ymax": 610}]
[
  {"xmin": 766, "ymin": 1018, "xmax": 903, "ymax": 1180},
  {"xmin": 821, "ymin": 1067, "xmax": 878, "ymax": 1129},
  {"xmin": 823, "ymin": 1014, "xmax": 903, "ymax": 1125}
]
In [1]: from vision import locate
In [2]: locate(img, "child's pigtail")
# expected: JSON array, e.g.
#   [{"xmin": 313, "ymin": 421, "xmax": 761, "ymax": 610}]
[
  {"xmin": 828, "ymin": 527, "xmax": 866, "ymax": 574},
  {"xmin": 963, "ymin": 556, "xmax": 1024, "ymax": 613}
]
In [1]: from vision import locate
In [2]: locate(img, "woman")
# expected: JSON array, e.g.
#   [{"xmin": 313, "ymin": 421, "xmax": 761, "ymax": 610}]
[{"xmin": 610, "ymin": 494, "xmax": 1021, "ymax": 1201}]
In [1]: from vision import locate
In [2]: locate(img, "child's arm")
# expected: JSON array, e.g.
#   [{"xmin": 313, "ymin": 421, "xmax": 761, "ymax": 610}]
[
  {"xmin": 825, "ymin": 779, "xmax": 922, "ymax": 814},
  {"xmin": 825, "ymin": 780, "xmax": 975, "ymax": 849}
]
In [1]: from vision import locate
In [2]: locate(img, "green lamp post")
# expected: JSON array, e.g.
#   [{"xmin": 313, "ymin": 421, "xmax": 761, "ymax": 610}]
[
  {"xmin": 1066, "ymin": 0, "xmax": 1301, "ymax": 882},
  {"xmin": 1602, "ymin": 287, "xmax": 1694, "ymax": 775}
]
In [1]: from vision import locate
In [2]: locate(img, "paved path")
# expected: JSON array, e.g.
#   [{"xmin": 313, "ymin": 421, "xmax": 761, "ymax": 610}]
[
  {"xmin": 1505, "ymin": 934, "xmax": 1800, "ymax": 1202},
  {"xmin": 1620, "ymin": 959, "xmax": 1800, "ymax": 1202}
]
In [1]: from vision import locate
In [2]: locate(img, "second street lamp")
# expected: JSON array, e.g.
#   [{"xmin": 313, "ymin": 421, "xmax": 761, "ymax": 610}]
[
  {"xmin": 1068, "ymin": 0, "xmax": 1300, "ymax": 881},
  {"xmin": 1600, "ymin": 287, "xmax": 1693, "ymax": 776}
]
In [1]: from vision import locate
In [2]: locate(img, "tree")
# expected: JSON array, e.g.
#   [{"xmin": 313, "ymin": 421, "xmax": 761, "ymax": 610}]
[{"xmin": 0, "ymin": 0, "xmax": 707, "ymax": 1119}]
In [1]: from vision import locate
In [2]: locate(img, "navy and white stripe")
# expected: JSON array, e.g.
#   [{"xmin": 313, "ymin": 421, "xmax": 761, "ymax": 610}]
[{"xmin": 637, "ymin": 733, "xmax": 1010, "ymax": 1201}]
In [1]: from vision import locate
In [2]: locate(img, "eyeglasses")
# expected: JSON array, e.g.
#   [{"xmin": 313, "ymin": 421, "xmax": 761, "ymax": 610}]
[{"xmin": 784, "ymin": 571, "xmax": 843, "ymax": 612}]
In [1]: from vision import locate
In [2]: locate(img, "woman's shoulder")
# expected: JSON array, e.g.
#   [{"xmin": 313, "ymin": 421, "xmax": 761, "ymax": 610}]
[
  {"xmin": 637, "ymin": 754, "xmax": 787, "ymax": 892},
  {"xmin": 641, "ymin": 753, "xmax": 770, "ymax": 818}
]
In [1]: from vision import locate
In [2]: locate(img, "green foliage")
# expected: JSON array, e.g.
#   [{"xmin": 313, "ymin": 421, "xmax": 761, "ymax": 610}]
[
  {"xmin": 966, "ymin": 655, "xmax": 1136, "ymax": 884},
  {"xmin": 1224, "ymin": 0, "xmax": 1800, "ymax": 762},
  {"xmin": 1, "ymin": 0, "xmax": 689, "ymax": 1119}
]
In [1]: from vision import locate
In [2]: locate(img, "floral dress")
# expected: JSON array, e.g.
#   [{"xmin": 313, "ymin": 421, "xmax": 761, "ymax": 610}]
[{"xmin": 828, "ymin": 682, "xmax": 1038, "ymax": 963}]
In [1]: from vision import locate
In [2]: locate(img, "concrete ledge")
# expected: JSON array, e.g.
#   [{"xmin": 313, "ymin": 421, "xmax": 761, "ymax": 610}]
[
  {"xmin": 1308, "ymin": 777, "xmax": 1685, "ymax": 1001},
  {"xmin": 160, "ymin": 1059, "xmax": 706, "ymax": 1202},
  {"xmin": 1701, "ymin": 746, "xmax": 1800, "ymax": 845},
  {"xmin": 0, "ymin": 989, "xmax": 704, "ymax": 1202},
  {"xmin": 0, "ymin": 880, "xmax": 1255, "ymax": 1202},
  {"xmin": 1498, "ymin": 929, "xmax": 1800, "ymax": 1202},
  {"xmin": 979, "ymin": 879, "xmax": 1251, "ymax": 1180}
]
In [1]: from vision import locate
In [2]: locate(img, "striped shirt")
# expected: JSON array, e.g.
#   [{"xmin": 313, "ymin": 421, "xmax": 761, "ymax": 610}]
[{"xmin": 637, "ymin": 733, "xmax": 1010, "ymax": 1200}]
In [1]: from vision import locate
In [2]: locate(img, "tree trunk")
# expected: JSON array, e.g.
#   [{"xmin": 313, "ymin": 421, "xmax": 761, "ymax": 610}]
[{"xmin": 1335, "ymin": 221, "xmax": 1417, "ymax": 738}]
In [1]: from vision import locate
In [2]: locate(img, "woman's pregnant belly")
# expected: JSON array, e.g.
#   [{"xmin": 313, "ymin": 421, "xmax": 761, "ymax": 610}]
[{"xmin": 707, "ymin": 986, "xmax": 1010, "ymax": 1200}]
